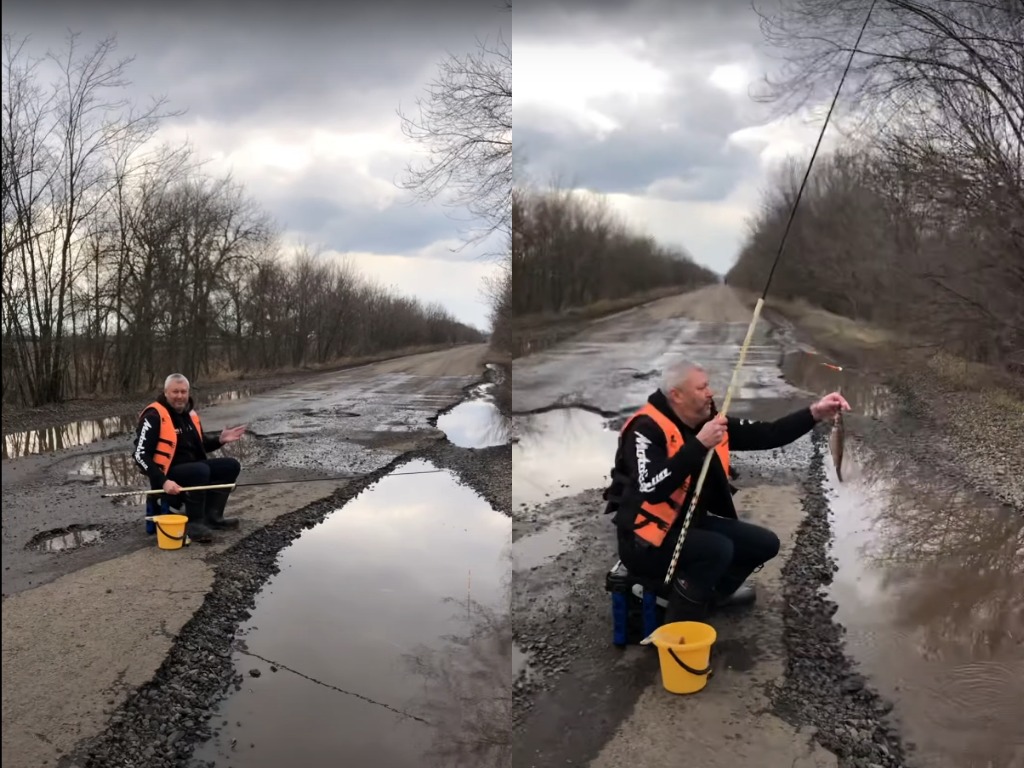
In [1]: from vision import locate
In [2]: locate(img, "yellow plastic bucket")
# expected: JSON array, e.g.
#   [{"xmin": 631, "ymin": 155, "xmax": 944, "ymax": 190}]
[
  {"xmin": 650, "ymin": 621, "xmax": 716, "ymax": 694},
  {"xmin": 153, "ymin": 514, "xmax": 188, "ymax": 550}
]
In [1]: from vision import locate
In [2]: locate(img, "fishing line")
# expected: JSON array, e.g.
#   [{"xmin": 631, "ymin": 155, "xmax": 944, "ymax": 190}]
[
  {"xmin": 99, "ymin": 468, "xmax": 447, "ymax": 498},
  {"xmin": 658, "ymin": 0, "xmax": 877, "ymax": 594}
]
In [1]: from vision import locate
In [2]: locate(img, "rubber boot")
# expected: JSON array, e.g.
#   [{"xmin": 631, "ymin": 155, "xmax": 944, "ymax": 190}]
[
  {"xmin": 713, "ymin": 565, "xmax": 758, "ymax": 608},
  {"xmin": 663, "ymin": 576, "xmax": 711, "ymax": 625},
  {"xmin": 204, "ymin": 490, "xmax": 239, "ymax": 530},
  {"xmin": 183, "ymin": 493, "xmax": 215, "ymax": 544}
]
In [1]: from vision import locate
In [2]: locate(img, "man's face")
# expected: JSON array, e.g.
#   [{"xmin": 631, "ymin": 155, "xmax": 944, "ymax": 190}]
[
  {"xmin": 165, "ymin": 380, "xmax": 190, "ymax": 413},
  {"xmin": 671, "ymin": 368, "xmax": 714, "ymax": 421}
]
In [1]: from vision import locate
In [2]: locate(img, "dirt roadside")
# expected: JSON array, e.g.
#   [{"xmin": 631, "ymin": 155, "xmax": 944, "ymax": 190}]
[
  {"xmin": 753, "ymin": 295, "xmax": 1024, "ymax": 513},
  {"xmin": 1, "ymin": 344, "xmax": 497, "ymax": 768}
]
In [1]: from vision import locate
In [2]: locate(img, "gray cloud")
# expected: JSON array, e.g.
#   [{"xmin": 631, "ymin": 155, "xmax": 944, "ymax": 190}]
[
  {"xmin": 271, "ymin": 194, "xmax": 485, "ymax": 258},
  {"xmin": 511, "ymin": 0, "xmax": 790, "ymax": 271},
  {"xmin": 1, "ymin": 0, "xmax": 510, "ymax": 326}
]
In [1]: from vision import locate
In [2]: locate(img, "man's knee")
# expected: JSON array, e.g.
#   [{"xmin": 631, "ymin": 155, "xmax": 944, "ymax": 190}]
[
  {"xmin": 756, "ymin": 528, "xmax": 781, "ymax": 562},
  {"xmin": 223, "ymin": 457, "xmax": 241, "ymax": 479},
  {"xmin": 707, "ymin": 533, "xmax": 735, "ymax": 567}
]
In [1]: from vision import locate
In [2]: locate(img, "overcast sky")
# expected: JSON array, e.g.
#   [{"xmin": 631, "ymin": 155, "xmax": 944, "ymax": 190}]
[
  {"xmin": 510, "ymin": 0, "xmax": 845, "ymax": 276},
  {"xmin": 2, "ymin": 0, "xmax": 510, "ymax": 330}
]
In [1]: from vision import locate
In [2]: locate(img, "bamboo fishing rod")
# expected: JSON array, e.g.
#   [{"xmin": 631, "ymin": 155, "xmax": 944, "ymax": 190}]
[
  {"xmin": 99, "ymin": 468, "xmax": 447, "ymax": 498},
  {"xmin": 659, "ymin": 0, "xmax": 877, "ymax": 590}
]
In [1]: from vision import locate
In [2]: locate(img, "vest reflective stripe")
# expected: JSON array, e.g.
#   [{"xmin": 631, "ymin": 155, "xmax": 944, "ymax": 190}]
[
  {"xmin": 619, "ymin": 402, "xmax": 730, "ymax": 547},
  {"xmin": 141, "ymin": 401, "xmax": 203, "ymax": 475}
]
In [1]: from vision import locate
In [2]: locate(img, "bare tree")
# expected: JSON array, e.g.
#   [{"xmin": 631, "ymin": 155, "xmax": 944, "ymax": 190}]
[
  {"xmin": 731, "ymin": 0, "xmax": 1024, "ymax": 365},
  {"xmin": 398, "ymin": 34, "xmax": 512, "ymax": 249},
  {"xmin": 2, "ymin": 31, "xmax": 174, "ymax": 404}
]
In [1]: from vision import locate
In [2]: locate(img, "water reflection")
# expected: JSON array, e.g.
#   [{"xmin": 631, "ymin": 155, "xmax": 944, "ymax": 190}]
[
  {"xmin": 826, "ymin": 438, "xmax": 1024, "ymax": 768},
  {"xmin": 438, "ymin": 400, "xmax": 511, "ymax": 448},
  {"xmin": 203, "ymin": 387, "xmax": 253, "ymax": 405},
  {"xmin": 782, "ymin": 350, "xmax": 896, "ymax": 418},
  {"xmin": 2, "ymin": 415, "xmax": 137, "ymax": 459},
  {"xmin": 512, "ymin": 408, "xmax": 619, "ymax": 508},
  {"xmin": 404, "ymin": 584, "xmax": 513, "ymax": 766},
  {"xmin": 190, "ymin": 459, "xmax": 512, "ymax": 768},
  {"xmin": 32, "ymin": 526, "xmax": 103, "ymax": 552}
]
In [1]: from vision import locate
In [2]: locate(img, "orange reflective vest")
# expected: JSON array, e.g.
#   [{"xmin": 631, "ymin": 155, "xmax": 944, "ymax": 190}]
[
  {"xmin": 619, "ymin": 402, "xmax": 730, "ymax": 547},
  {"xmin": 140, "ymin": 401, "xmax": 203, "ymax": 475}
]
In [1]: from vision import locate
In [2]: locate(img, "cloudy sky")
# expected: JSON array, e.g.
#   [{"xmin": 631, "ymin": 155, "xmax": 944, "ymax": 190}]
[
  {"xmin": 2, "ymin": 0, "xmax": 510, "ymax": 330},
  {"xmin": 511, "ymin": 0, "xmax": 847, "ymax": 276}
]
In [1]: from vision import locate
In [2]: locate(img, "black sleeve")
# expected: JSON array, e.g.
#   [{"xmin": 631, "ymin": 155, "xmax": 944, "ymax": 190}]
[
  {"xmin": 726, "ymin": 407, "xmax": 816, "ymax": 451},
  {"xmin": 621, "ymin": 416, "xmax": 710, "ymax": 504},
  {"xmin": 133, "ymin": 409, "xmax": 167, "ymax": 486},
  {"xmin": 202, "ymin": 432, "xmax": 223, "ymax": 453}
]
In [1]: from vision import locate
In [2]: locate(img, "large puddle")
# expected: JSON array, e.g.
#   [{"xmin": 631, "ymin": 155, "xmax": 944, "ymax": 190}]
[
  {"xmin": 3, "ymin": 389, "xmax": 256, "ymax": 461},
  {"xmin": 824, "ymin": 442, "xmax": 1023, "ymax": 768},
  {"xmin": 2, "ymin": 415, "xmax": 138, "ymax": 460},
  {"xmin": 784, "ymin": 346, "xmax": 1023, "ymax": 767},
  {"xmin": 191, "ymin": 459, "xmax": 512, "ymax": 768},
  {"xmin": 511, "ymin": 408, "xmax": 619, "ymax": 509},
  {"xmin": 437, "ymin": 380, "xmax": 510, "ymax": 449}
]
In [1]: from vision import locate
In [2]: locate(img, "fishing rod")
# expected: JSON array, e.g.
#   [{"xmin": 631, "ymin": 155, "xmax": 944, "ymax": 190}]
[
  {"xmin": 99, "ymin": 468, "xmax": 447, "ymax": 498},
  {"xmin": 659, "ymin": 0, "xmax": 877, "ymax": 592}
]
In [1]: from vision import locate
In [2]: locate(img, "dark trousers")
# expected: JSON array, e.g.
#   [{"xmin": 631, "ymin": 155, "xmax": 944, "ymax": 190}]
[
  {"xmin": 166, "ymin": 457, "xmax": 241, "ymax": 518},
  {"xmin": 618, "ymin": 514, "xmax": 780, "ymax": 597}
]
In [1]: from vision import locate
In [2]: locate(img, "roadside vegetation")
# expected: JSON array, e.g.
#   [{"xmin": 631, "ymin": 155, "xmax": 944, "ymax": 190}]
[
  {"xmin": 1, "ymin": 32, "xmax": 490, "ymax": 408},
  {"xmin": 726, "ymin": 0, "xmax": 1022, "ymax": 384},
  {"xmin": 510, "ymin": 182, "xmax": 720, "ymax": 355}
]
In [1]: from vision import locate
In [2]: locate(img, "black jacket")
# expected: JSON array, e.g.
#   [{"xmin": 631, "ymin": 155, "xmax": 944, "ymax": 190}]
[
  {"xmin": 132, "ymin": 394, "xmax": 223, "ymax": 487},
  {"xmin": 604, "ymin": 390, "xmax": 816, "ymax": 539}
]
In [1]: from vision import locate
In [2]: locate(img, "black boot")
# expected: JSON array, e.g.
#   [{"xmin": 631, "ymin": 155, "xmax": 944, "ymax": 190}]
[
  {"xmin": 713, "ymin": 565, "xmax": 759, "ymax": 609},
  {"xmin": 183, "ymin": 493, "xmax": 215, "ymax": 544},
  {"xmin": 663, "ymin": 575, "xmax": 711, "ymax": 625},
  {"xmin": 204, "ymin": 490, "xmax": 239, "ymax": 530}
]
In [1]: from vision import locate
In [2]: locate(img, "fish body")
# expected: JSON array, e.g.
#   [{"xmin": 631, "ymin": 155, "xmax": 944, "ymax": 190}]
[{"xmin": 829, "ymin": 410, "xmax": 845, "ymax": 481}]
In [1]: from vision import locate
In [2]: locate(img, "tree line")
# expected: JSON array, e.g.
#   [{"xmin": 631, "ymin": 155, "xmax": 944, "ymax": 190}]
[
  {"xmin": 510, "ymin": 183, "xmax": 720, "ymax": 318},
  {"xmin": 727, "ymin": 0, "xmax": 1023, "ymax": 368},
  {"xmin": 2, "ymin": 33, "xmax": 483, "ymax": 408}
]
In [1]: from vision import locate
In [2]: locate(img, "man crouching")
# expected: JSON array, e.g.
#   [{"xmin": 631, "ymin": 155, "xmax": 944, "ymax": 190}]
[
  {"xmin": 133, "ymin": 373, "xmax": 248, "ymax": 543},
  {"xmin": 603, "ymin": 358, "xmax": 849, "ymax": 623}
]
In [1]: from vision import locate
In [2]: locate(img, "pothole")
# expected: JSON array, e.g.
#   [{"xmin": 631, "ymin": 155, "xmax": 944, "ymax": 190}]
[
  {"xmin": 512, "ymin": 407, "xmax": 619, "ymax": 509},
  {"xmin": 27, "ymin": 524, "xmax": 105, "ymax": 553}
]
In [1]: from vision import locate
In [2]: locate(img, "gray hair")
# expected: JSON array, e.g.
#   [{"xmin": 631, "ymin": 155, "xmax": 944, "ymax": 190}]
[
  {"xmin": 164, "ymin": 373, "xmax": 190, "ymax": 390},
  {"xmin": 659, "ymin": 359, "xmax": 703, "ymax": 396}
]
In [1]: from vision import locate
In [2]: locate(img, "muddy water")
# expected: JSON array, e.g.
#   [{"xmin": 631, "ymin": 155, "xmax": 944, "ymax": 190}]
[
  {"xmin": 786, "ymin": 349, "xmax": 1024, "ymax": 768},
  {"xmin": 512, "ymin": 408, "xmax": 619, "ymax": 509},
  {"xmin": 513, "ymin": 519, "xmax": 575, "ymax": 570},
  {"xmin": 190, "ymin": 459, "xmax": 512, "ymax": 768}
]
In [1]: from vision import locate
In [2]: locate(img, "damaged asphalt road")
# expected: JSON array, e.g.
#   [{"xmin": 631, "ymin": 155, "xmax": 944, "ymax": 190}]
[
  {"xmin": 1, "ymin": 343, "xmax": 512, "ymax": 768},
  {"xmin": 511, "ymin": 285, "xmax": 940, "ymax": 768}
]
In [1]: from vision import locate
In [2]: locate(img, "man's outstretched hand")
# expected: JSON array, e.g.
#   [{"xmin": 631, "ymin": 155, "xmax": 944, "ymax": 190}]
[
  {"xmin": 219, "ymin": 424, "xmax": 248, "ymax": 444},
  {"xmin": 810, "ymin": 392, "xmax": 851, "ymax": 422}
]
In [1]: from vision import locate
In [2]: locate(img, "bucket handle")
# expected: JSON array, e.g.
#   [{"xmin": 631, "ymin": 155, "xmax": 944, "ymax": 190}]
[
  {"xmin": 667, "ymin": 648, "xmax": 712, "ymax": 676},
  {"xmin": 154, "ymin": 521, "xmax": 187, "ymax": 542}
]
